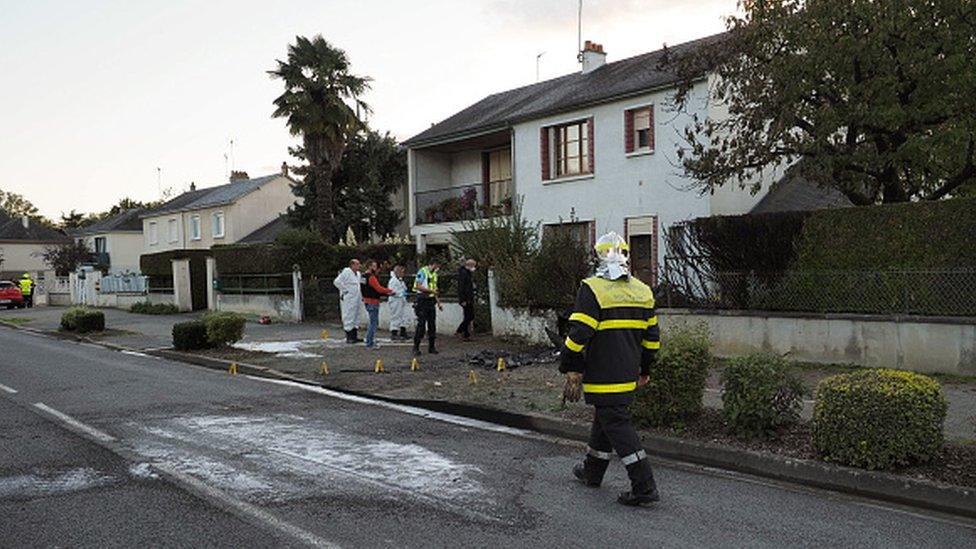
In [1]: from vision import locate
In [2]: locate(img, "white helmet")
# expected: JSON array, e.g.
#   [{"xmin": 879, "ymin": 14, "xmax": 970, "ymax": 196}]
[{"xmin": 594, "ymin": 231, "xmax": 629, "ymax": 280}]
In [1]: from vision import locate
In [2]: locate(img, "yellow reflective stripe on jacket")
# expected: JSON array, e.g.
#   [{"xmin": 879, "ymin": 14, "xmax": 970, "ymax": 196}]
[
  {"xmin": 597, "ymin": 319, "xmax": 651, "ymax": 331},
  {"xmin": 583, "ymin": 382, "xmax": 637, "ymax": 394},
  {"xmin": 569, "ymin": 312, "xmax": 598, "ymax": 329},
  {"xmin": 647, "ymin": 315, "xmax": 658, "ymax": 327},
  {"xmin": 564, "ymin": 337, "xmax": 585, "ymax": 353},
  {"xmin": 642, "ymin": 340, "xmax": 661, "ymax": 350}
]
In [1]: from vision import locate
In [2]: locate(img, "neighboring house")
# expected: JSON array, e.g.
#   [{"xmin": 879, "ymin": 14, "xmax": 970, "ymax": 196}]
[
  {"xmin": 72, "ymin": 208, "xmax": 146, "ymax": 274},
  {"xmin": 141, "ymin": 170, "xmax": 298, "ymax": 254},
  {"xmin": 238, "ymin": 215, "xmax": 290, "ymax": 245},
  {"xmin": 0, "ymin": 212, "xmax": 69, "ymax": 278},
  {"xmin": 403, "ymin": 34, "xmax": 785, "ymax": 284}
]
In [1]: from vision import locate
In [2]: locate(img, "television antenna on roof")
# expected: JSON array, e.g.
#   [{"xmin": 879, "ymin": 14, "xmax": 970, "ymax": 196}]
[{"xmin": 577, "ymin": 0, "xmax": 584, "ymax": 63}]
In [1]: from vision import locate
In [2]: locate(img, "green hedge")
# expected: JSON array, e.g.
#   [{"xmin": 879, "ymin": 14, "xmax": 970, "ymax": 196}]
[
  {"xmin": 173, "ymin": 320, "xmax": 210, "ymax": 350},
  {"xmin": 721, "ymin": 353, "xmax": 804, "ymax": 438},
  {"xmin": 631, "ymin": 323, "xmax": 712, "ymax": 428},
  {"xmin": 811, "ymin": 369, "xmax": 947, "ymax": 470},
  {"xmin": 202, "ymin": 312, "xmax": 246, "ymax": 347},
  {"xmin": 130, "ymin": 302, "xmax": 180, "ymax": 315},
  {"xmin": 60, "ymin": 307, "xmax": 105, "ymax": 333}
]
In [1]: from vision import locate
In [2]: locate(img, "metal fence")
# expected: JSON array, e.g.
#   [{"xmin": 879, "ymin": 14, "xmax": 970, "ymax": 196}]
[
  {"xmin": 217, "ymin": 273, "xmax": 294, "ymax": 295},
  {"xmin": 100, "ymin": 273, "xmax": 148, "ymax": 294},
  {"xmin": 414, "ymin": 181, "xmax": 512, "ymax": 225},
  {"xmin": 660, "ymin": 260, "xmax": 976, "ymax": 317},
  {"xmin": 147, "ymin": 274, "xmax": 175, "ymax": 294}
]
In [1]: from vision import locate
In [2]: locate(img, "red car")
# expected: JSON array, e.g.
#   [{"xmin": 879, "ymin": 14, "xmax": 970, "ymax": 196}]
[{"xmin": 0, "ymin": 281, "xmax": 25, "ymax": 309}]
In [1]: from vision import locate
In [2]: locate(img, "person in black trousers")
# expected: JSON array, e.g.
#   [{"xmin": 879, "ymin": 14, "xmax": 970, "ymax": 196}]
[{"xmin": 455, "ymin": 259, "xmax": 477, "ymax": 341}]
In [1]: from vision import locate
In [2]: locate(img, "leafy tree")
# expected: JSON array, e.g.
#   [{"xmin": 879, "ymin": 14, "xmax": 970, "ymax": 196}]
[
  {"xmin": 42, "ymin": 241, "xmax": 93, "ymax": 276},
  {"xmin": 269, "ymin": 35, "xmax": 371, "ymax": 242},
  {"xmin": 288, "ymin": 130, "xmax": 406, "ymax": 243},
  {"xmin": 60, "ymin": 210, "xmax": 86, "ymax": 230},
  {"xmin": 669, "ymin": 0, "xmax": 976, "ymax": 204},
  {"xmin": 0, "ymin": 189, "xmax": 40, "ymax": 218}
]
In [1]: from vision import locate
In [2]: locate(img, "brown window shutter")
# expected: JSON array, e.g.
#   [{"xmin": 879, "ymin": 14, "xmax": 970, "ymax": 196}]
[
  {"xmin": 648, "ymin": 106, "xmax": 655, "ymax": 151},
  {"xmin": 540, "ymin": 127, "xmax": 550, "ymax": 181},
  {"xmin": 587, "ymin": 117, "xmax": 595, "ymax": 173},
  {"xmin": 624, "ymin": 109, "xmax": 635, "ymax": 153},
  {"xmin": 588, "ymin": 221, "xmax": 596, "ymax": 248}
]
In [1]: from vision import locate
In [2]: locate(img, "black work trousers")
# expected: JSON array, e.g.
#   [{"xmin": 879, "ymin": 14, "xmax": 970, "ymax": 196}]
[
  {"xmin": 456, "ymin": 302, "xmax": 474, "ymax": 338},
  {"xmin": 587, "ymin": 404, "xmax": 654, "ymax": 488},
  {"xmin": 413, "ymin": 298, "xmax": 437, "ymax": 350}
]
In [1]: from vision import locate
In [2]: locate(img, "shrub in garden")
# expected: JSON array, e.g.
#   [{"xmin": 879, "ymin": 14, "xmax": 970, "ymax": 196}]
[
  {"xmin": 721, "ymin": 353, "xmax": 804, "ymax": 438},
  {"xmin": 202, "ymin": 312, "xmax": 246, "ymax": 347},
  {"xmin": 631, "ymin": 322, "xmax": 712, "ymax": 428},
  {"xmin": 130, "ymin": 302, "xmax": 180, "ymax": 315},
  {"xmin": 60, "ymin": 307, "xmax": 105, "ymax": 333},
  {"xmin": 811, "ymin": 369, "xmax": 947, "ymax": 470},
  {"xmin": 172, "ymin": 320, "xmax": 210, "ymax": 351}
]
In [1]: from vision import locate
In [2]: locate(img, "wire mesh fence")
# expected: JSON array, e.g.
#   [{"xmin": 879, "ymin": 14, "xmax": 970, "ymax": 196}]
[{"xmin": 661, "ymin": 257, "xmax": 976, "ymax": 317}]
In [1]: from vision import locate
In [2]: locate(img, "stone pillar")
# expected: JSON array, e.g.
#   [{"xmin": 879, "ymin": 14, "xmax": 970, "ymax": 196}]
[
  {"xmin": 291, "ymin": 267, "xmax": 304, "ymax": 322},
  {"xmin": 205, "ymin": 256, "xmax": 217, "ymax": 311},
  {"xmin": 171, "ymin": 259, "xmax": 192, "ymax": 312}
]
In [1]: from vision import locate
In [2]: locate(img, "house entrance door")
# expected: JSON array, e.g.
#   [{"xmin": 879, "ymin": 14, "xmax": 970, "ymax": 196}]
[{"xmin": 626, "ymin": 216, "xmax": 658, "ymax": 286}]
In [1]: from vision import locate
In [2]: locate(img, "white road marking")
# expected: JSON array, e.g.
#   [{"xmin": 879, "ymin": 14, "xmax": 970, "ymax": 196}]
[
  {"xmin": 153, "ymin": 464, "xmax": 339, "ymax": 548},
  {"xmin": 247, "ymin": 376, "xmax": 538, "ymax": 438},
  {"xmin": 120, "ymin": 350, "xmax": 154, "ymax": 358},
  {"xmin": 0, "ymin": 382, "xmax": 17, "ymax": 394},
  {"xmin": 32, "ymin": 402, "xmax": 117, "ymax": 443}
]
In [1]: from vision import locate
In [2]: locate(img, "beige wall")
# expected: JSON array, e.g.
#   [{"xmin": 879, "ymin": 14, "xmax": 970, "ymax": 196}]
[
  {"xmin": 142, "ymin": 176, "xmax": 298, "ymax": 254},
  {"xmin": 0, "ymin": 241, "xmax": 52, "ymax": 274},
  {"xmin": 78, "ymin": 232, "xmax": 143, "ymax": 274}
]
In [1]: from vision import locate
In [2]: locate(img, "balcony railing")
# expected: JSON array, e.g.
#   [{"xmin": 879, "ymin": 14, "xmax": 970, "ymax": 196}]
[{"xmin": 415, "ymin": 180, "xmax": 513, "ymax": 225}]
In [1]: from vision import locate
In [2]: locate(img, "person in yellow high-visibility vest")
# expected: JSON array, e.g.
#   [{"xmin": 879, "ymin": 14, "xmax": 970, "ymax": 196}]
[
  {"xmin": 19, "ymin": 273, "xmax": 34, "ymax": 308},
  {"xmin": 412, "ymin": 259, "xmax": 443, "ymax": 356},
  {"xmin": 560, "ymin": 232, "xmax": 661, "ymax": 507}
]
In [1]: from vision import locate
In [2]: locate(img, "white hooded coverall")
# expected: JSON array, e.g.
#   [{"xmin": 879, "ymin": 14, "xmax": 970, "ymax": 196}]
[
  {"xmin": 333, "ymin": 267, "xmax": 363, "ymax": 332},
  {"xmin": 387, "ymin": 270, "xmax": 410, "ymax": 331}
]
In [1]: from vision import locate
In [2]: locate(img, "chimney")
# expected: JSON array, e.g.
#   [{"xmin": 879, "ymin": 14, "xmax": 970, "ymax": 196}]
[
  {"xmin": 229, "ymin": 170, "xmax": 249, "ymax": 182},
  {"xmin": 21, "ymin": 215, "xmax": 29, "ymax": 229},
  {"xmin": 189, "ymin": 182, "xmax": 196, "ymax": 191},
  {"xmin": 581, "ymin": 40, "xmax": 606, "ymax": 74},
  {"xmin": 281, "ymin": 162, "xmax": 289, "ymax": 177}
]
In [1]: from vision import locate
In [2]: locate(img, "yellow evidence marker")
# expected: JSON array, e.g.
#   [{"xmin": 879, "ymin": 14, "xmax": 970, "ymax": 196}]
[
  {"xmin": 496, "ymin": 357, "xmax": 506, "ymax": 371},
  {"xmin": 374, "ymin": 359, "xmax": 385, "ymax": 373},
  {"xmin": 320, "ymin": 361, "xmax": 330, "ymax": 376},
  {"xmin": 320, "ymin": 329, "xmax": 329, "ymax": 340},
  {"xmin": 410, "ymin": 357, "xmax": 420, "ymax": 372},
  {"xmin": 228, "ymin": 362, "xmax": 238, "ymax": 375},
  {"xmin": 468, "ymin": 370, "xmax": 479, "ymax": 384}
]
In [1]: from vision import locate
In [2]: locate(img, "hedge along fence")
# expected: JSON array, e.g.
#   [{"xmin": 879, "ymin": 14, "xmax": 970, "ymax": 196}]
[{"xmin": 663, "ymin": 197, "xmax": 976, "ymax": 316}]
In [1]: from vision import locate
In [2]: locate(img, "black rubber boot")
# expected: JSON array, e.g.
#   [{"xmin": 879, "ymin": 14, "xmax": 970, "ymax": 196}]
[
  {"xmin": 618, "ymin": 459, "xmax": 660, "ymax": 507},
  {"xmin": 572, "ymin": 456, "xmax": 609, "ymax": 487},
  {"xmin": 345, "ymin": 330, "xmax": 355, "ymax": 344},
  {"xmin": 351, "ymin": 328, "xmax": 363, "ymax": 343},
  {"xmin": 428, "ymin": 346, "xmax": 439, "ymax": 355},
  {"xmin": 390, "ymin": 330, "xmax": 399, "ymax": 341},
  {"xmin": 413, "ymin": 346, "xmax": 422, "ymax": 357},
  {"xmin": 399, "ymin": 327, "xmax": 408, "ymax": 339}
]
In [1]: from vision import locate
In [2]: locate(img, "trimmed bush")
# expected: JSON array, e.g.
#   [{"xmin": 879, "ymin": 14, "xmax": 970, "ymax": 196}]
[
  {"xmin": 721, "ymin": 353, "xmax": 804, "ymax": 438},
  {"xmin": 631, "ymin": 323, "xmax": 712, "ymax": 428},
  {"xmin": 202, "ymin": 312, "xmax": 246, "ymax": 347},
  {"xmin": 130, "ymin": 302, "xmax": 180, "ymax": 315},
  {"xmin": 172, "ymin": 320, "xmax": 210, "ymax": 351},
  {"xmin": 812, "ymin": 369, "xmax": 947, "ymax": 470},
  {"xmin": 60, "ymin": 307, "xmax": 105, "ymax": 333}
]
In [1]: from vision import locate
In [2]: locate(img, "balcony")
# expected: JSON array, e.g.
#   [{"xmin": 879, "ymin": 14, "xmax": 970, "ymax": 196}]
[{"xmin": 415, "ymin": 180, "xmax": 513, "ymax": 225}]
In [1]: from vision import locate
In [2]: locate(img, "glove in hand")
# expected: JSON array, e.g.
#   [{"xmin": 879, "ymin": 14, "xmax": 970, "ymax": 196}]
[{"xmin": 563, "ymin": 372, "xmax": 583, "ymax": 403}]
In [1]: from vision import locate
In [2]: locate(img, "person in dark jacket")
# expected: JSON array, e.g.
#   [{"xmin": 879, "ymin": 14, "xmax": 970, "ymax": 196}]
[
  {"xmin": 455, "ymin": 259, "xmax": 477, "ymax": 341},
  {"xmin": 560, "ymin": 232, "xmax": 661, "ymax": 507}
]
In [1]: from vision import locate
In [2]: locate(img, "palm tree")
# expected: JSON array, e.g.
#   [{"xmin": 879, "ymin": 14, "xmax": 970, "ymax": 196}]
[{"xmin": 269, "ymin": 35, "xmax": 371, "ymax": 242}]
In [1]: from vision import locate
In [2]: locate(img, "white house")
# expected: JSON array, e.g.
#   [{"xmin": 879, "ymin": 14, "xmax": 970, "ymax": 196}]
[
  {"xmin": 0, "ymin": 212, "xmax": 69, "ymax": 279},
  {"xmin": 402, "ymin": 35, "xmax": 838, "ymax": 284},
  {"xmin": 72, "ymin": 208, "xmax": 145, "ymax": 275},
  {"xmin": 141, "ymin": 170, "xmax": 298, "ymax": 254}
]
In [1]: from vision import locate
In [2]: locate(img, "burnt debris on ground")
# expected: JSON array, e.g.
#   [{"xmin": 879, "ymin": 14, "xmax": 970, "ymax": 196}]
[{"xmin": 465, "ymin": 348, "xmax": 560, "ymax": 370}]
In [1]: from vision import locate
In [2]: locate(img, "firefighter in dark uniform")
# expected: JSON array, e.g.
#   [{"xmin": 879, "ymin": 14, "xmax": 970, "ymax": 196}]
[{"xmin": 560, "ymin": 231, "xmax": 661, "ymax": 506}]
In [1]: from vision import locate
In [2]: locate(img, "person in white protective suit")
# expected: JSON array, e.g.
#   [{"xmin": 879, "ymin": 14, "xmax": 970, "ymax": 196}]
[
  {"xmin": 333, "ymin": 259, "xmax": 364, "ymax": 343},
  {"xmin": 388, "ymin": 264, "xmax": 411, "ymax": 340}
]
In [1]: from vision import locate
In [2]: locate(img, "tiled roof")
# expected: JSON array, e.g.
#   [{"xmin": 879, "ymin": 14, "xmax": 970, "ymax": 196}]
[
  {"xmin": 0, "ymin": 216, "xmax": 69, "ymax": 242},
  {"xmin": 751, "ymin": 173, "xmax": 853, "ymax": 214},
  {"xmin": 145, "ymin": 174, "xmax": 285, "ymax": 217},
  {"xmin": 73, "ymin": 208, "xmax": 146, "ymax": 236},
  {"xmin": 403, "ymin": 33, "xmax": 727, "ymax": 147},
  {"xmin": 239, "ymin": 215, "xmax": 291, "ymax": 244}
]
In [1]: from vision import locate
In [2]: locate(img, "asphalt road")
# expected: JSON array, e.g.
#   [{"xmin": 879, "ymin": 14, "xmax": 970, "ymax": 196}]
[{"xmin": 0, "ymin": 328, "xmax": 973, "ymax": 548}]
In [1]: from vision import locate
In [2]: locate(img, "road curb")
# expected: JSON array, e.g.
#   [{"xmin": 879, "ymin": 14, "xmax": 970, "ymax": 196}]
[
  {"xmin": 3, "ymin": 321, "xmax": 972, "ymax": 521},
  {"xmin": 148, "ymin": 348, "xmax": 976, "ymax": 521}
]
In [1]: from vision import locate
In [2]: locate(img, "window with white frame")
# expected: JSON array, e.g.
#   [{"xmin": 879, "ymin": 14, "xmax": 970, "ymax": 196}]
[
  {"xmin": 212, "ymin": 211, "xmax": 225, "ymax": 238},
  {"xmin": 148, "ymin": 222, "xmax": 158, "ymax": 245},
  {"xmin": 189, "ymin": 215, "xmax": 201, "ymax": 240},
  {"xmin": 168, "ymin": 218, "xmax": 178, "ymax": 243},
  {"xmin": 542, "ymin": 118, "xmax": 592, "ymax": 180}
]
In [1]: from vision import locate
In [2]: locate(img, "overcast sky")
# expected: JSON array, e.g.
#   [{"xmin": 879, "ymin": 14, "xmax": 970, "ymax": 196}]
[{"xmin": 0, "ymin": 0, "xmax": 737, "ymax": 219}]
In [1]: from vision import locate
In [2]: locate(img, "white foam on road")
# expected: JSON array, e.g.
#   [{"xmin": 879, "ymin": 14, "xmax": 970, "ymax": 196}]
[
  {"xmin": 0, "ymin": 468, "xmax": 115, "ymax": 499},
  {"xmin": 233, "ymin": 337, "xmax": 411, "ymax": 358}
]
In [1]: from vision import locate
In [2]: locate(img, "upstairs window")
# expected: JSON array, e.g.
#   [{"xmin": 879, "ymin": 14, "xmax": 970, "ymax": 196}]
[
  {"xmin": 189, "ymin": 215, "xmax": 201, "ymax": 240},
  {"xmin": 148, "ymin": 222, "xmax": 158, "ymax": 245},
  {"xmin": 625, "ymin": 105, "xmax": 654, "ymax": 154},
  {"xmin": 541, "ymin": 118, "xmax": 594, "ymax": 180},
  {"xmin": 212, "ymin": 212, "xmax": 225, "ymax": 238},
  {"xmin": 94, "ymin": 237, "xmax": 107, "ymax": 254},
  {"xmin": 168, "ymin": 218, "xmax": 178, "ymax": 243}
]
